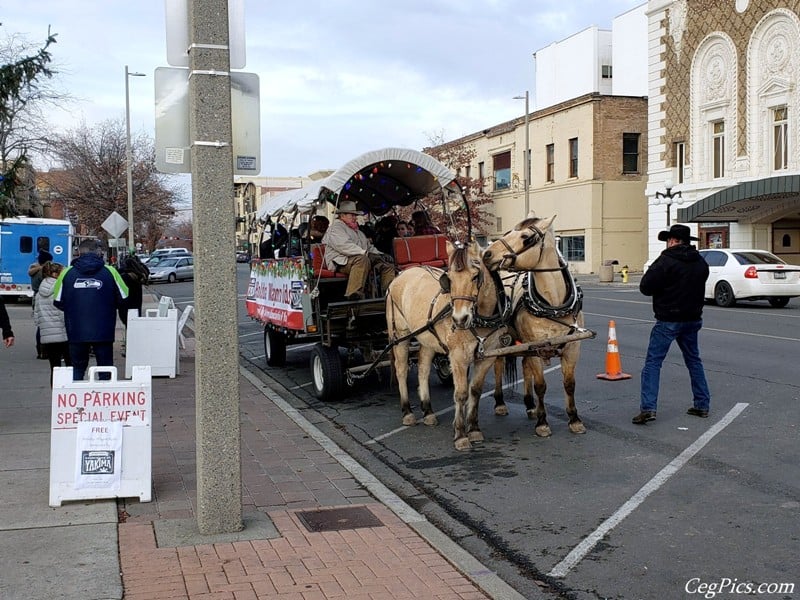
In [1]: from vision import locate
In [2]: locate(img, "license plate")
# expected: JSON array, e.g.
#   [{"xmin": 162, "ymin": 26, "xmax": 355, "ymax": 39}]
[{"xmin": 773, "ymin": 271, "xmax": 786, "ymax": 279}]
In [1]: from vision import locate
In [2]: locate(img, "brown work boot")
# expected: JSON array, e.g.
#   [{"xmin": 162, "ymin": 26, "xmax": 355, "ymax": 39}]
[{"xmin": 632, "ymin": 411, "xmax": 656, "ymax": 425}]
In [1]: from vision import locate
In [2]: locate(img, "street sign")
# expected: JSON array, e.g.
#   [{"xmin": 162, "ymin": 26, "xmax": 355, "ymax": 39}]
[
  {"xmin": 154, "ymin": 68, "xmax": 260, "ymax": 175},
  {"xmin": 101, "ymin": 211, "xmax": 128, "ymax": 239}
]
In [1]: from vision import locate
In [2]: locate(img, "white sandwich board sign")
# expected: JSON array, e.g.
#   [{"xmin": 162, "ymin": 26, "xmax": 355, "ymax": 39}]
[{"xmin": 49, "ymin": 366, "xmax": 152, "ymax": 507}]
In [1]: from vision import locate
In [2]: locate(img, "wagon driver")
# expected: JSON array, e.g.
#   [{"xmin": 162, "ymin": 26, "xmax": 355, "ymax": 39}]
[{"xmin": 321, "ymin": 200, "xmax": 396, "ymax": 300}]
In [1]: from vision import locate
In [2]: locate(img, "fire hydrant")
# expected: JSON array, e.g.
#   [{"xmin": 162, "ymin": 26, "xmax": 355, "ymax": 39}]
[{"xmin": 621, "ymin": 265, "xmax": 629, "ymax": 284}]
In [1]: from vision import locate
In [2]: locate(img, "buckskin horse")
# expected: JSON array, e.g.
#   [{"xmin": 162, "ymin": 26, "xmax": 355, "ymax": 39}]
[
  {"xmin": 386, "ymin": 241, "xmax": 507, "ymax": 451},
  {"xmin": 482, "ymin": 215, "xmax": 591, "ymax": 436}
]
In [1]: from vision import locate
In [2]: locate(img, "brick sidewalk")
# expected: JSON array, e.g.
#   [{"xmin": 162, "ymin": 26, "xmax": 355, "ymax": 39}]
[{"xmin": 116, "ymin": 337, "xmax": 492, "ymax": 599}]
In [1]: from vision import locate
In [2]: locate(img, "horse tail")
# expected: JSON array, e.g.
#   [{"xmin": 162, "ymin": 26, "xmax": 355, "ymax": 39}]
[{"xmin": 504, "ymin": 356, "xmax": 518, "ymax": 392}]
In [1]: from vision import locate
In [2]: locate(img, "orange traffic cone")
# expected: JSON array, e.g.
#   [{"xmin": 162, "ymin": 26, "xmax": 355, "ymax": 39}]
[{"xmin": 596, "ymin": 320, "xmax": 632, "ymax": 381}]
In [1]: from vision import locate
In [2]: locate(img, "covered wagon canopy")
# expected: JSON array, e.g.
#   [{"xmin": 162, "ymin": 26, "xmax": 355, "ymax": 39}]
[{"xmin": 256, "ymin": 147, "xmax": 461, "ymax": 221}]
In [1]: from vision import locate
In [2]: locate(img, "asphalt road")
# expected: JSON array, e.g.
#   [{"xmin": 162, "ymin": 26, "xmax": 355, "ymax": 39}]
[{"xmin": 228, "ymin": 265, "xmax": 800, "ymax": 600}]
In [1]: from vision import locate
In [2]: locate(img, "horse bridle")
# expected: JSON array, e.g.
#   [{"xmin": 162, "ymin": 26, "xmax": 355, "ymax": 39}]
[{"xmin": 496, "ymin": 223, "xmax": 547, "ymax": 270}]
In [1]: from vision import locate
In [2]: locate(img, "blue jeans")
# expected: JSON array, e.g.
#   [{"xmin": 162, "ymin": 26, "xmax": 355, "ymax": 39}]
[
  {"xmin": 640, "ymin": 320, "xmax": 710, "ymax": 413},
  {"xmin": 69, "ymin": 342, "xmax": 114, "ymax": 381}
]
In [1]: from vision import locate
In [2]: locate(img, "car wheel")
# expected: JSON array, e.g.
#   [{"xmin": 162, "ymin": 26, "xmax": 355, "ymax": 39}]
[
  {"xmin": 168, "ymin": 273, "xmax": 177, "ymax": 283},
  {"xmin": 714, "ymin": 281, "xmax": 735, "ymax": 307},
  {"xmin": 768, "ymin": 297, "xmax": 790, "ymax": 308}
]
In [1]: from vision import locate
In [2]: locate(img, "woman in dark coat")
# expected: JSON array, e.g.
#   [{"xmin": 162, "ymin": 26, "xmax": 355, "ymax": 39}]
[{"xmin": 117, "ymin": 255, "xmax": 149, "ymax": 326}]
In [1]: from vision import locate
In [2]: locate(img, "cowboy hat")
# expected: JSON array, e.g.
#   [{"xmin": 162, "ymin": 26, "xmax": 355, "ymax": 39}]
[
  {"xmin": 334, "ymin": 200, "xmax": 361, "ymax": 215},
  {"xmin": 657, "ymin": 224, "xmax": 698, "ymax": 243}
]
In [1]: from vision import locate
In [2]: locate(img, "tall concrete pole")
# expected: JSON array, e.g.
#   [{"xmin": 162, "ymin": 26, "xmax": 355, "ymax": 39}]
[{"xmin": 187, "ymin": 0, "xmax": 242, "ymax": 534}]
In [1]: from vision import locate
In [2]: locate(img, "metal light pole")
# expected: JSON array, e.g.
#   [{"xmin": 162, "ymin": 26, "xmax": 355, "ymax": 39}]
[
  {"xmin": 655, "ymin": 179, "xmax": 683, "ymax": 228},
  {"xmin": 513, "ymin": 91, "xmax": 530, "ymax": 217},
  {"xmin": 125, "ymin": 65, "xmax": 146, "ymax": 254}
]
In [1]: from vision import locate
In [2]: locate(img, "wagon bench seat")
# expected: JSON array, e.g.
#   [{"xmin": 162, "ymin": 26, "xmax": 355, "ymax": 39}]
[
  {"xmin": 310, "ymin": 244, "xmax": 347, "ymax": 279},
  {"xmin": 393, "ymin": 234, "xmax": 448, "ymax": 270}
]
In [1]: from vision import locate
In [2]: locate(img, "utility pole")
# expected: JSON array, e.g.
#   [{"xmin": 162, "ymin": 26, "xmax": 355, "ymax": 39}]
[{"xmin": 187, "ymin": 0, "xmax": 242, "ymax": 534}]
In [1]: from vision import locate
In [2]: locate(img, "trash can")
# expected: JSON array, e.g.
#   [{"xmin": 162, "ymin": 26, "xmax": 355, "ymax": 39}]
[{"xmin": 599, "ymin": 259, "xmax": 618, "ymax": 283}]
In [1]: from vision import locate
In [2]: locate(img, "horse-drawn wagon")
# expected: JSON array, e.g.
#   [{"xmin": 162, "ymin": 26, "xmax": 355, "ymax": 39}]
[{"xmin": 245, "ymin": 147, "xmax": 470, "ymax": 401}]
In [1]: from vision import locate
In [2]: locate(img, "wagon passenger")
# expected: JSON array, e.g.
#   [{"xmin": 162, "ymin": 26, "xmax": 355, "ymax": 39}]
[{"xmin": 321, "ymin": 200, "xmax": 395, "ymax": 300}]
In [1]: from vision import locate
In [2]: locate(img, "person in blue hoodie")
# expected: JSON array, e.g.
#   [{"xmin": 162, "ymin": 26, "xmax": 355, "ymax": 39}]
[{"xmin": 53, "ymin": 239, "xmax": 128, "ymax": 380}]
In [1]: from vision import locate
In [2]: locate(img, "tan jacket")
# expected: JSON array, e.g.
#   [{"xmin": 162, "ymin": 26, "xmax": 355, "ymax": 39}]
[{"xmin": 321, "ymin": 219, "xmax": 380, "ymax": 269}]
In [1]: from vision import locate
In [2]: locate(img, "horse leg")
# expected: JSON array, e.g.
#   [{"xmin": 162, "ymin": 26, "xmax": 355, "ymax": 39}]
[
  {"xmin": 450, "ymin": 348, "xmax": 472, "ymax": 451},
  {"xmin": 394, "ymin": 342, "xmax": 416, "ymax": 426},
  {"xmin": 492, "ymin": 358, "xmax": 508, "ymax": 416},
  {"xmin": 417, "ymin": 346, "xmax": 439, "ymax": 426},
  {"xmin": 522, "ymin": 356, "xmax": 551, "ymax": 437},
  {"xmin": 561, "ymin": 342, "xmax": 586, "ymax": 434},
  {"xmin": 466, "ymin": 357, "xmax": 495, "ymax": 443}
]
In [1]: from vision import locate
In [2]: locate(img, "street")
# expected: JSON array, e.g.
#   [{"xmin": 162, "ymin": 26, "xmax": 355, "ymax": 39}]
[{"xmin": 179, "ymin": 265, "xmax": 800, "ymax": 599}]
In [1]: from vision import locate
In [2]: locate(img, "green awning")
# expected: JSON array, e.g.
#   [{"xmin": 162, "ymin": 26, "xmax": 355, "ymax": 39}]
[{"xmin": 677, "ymin": 174, "xmax": 800, "ymax": 223}]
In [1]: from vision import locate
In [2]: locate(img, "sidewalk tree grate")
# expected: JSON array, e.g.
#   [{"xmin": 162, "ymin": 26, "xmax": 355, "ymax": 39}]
[{"xmin": 297, "ymin": 507, "xmax": 383, "ymax": 532}]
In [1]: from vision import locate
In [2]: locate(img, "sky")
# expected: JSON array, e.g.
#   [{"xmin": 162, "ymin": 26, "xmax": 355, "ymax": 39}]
[{"xmin": 2, "ymin": 0, "xmax": 644, "ymax": 180}]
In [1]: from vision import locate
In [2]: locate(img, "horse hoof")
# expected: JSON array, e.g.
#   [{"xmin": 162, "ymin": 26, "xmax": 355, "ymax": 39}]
[
  {"xmin": 402, "ymin": 414, "xmax": 417, "ymax": 426},
  {"xmin": 495, "ymin": 405, "xmax": 509, "ymax": 416},
  {"xmin": 526, "ymin": 409, "xmax": 536, "ymax": 420},
  {"xmin": 535, "ymin": 425, "xmax": 552, "ymax": 437},
  {"xmin": 422, "ymin": 414, "xmax": 439, "ymax": 426},
  {"xmin": 454, "ymin": 438, "xmax": 472, "ymax": 451},
  {"xmin": 569, "ymin": 422, "xmax": 587, "ymax": 434},
  {"xmin": 468, "ymin": 431, "xmax": 484, "ymax": 443}
]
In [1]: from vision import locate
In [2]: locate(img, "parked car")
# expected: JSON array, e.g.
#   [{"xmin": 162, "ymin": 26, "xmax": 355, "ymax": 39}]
[
  {"xmin": 236, "ymin": 251, "xmax": 251, "ymax": 263},
  {"xmin": 148, "ymin": 256, "xmax": 194, "ymax": 283},
  {"xmin": 149, "ymin": 248, "xmax": 192, "ymax": 261},
  {"xmin": 699, "ymin": 249, "xmax": 800, "ymax": 307}
]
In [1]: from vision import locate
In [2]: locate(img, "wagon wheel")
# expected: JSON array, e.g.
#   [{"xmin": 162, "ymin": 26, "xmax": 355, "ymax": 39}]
[
  {"xmin": 310, "ymin": 343, "xmax": 345, "ymax": 402},
  {"xmin": 264, "ymin": 328, "xmax": 287, "ymax": 367},
  {"xmin": 768, "ymin": 297, "xmax": 790, "ymax": 308},
  {"xmin": 714, "ymin": 281, "xmax": 735, "ymax": 307},
  {"xmin": 433, "ymin": 354, "xmax": 454, "ymax": 386}
]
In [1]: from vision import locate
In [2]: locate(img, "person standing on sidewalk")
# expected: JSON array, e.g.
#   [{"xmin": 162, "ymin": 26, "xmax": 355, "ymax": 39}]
[
  {"xmin": 0, "ymin": 297, "xmax": 14, "ymax": 348},
  {"xmin": 53, "ymin": 240, "xmax": 128, "ymax": 380},
  {"xmin": 633, "ymin": 224, "xmax": 711, "ymax": 425},
  {"xmin": 29, "ymin": 249, "xmax": 53, "ymax": 358},
  {"xmin": 33, "ymin": 262, "xmax": 72, "ymax": 385}
]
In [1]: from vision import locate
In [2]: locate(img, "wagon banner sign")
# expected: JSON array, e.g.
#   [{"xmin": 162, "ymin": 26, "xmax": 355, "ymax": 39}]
[{"xmin": 246, "ymin": 258, "xmax": 305, "ymax": 330}]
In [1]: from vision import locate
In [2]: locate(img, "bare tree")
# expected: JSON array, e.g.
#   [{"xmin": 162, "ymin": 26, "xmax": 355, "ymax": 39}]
[
  {"xmin": 47, "ymin": 118, "xmax": 179, "ymax": 245},
  {"xmin": 0, "ymin": 27, "xmax": 57, "ymax": 217}
]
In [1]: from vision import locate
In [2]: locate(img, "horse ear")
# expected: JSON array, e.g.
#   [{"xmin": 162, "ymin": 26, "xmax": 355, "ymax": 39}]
[
  {"xmin": 526, "ymin": 209, "xmax": 537, "ymax": 219},
  {"xmin": 468, "ymin": 240, "xmax": 481, "ymax": 257},
  {"xmin": 439, "ymin": 273, "xmax": 451, "ymax": 293},
  {"xmin": 539, "ymin": 215, "xmax": 556, "ymax": 231},
  {"xmin": 445, "ymin": 240, "xmax": 455, "ymax": 257}
]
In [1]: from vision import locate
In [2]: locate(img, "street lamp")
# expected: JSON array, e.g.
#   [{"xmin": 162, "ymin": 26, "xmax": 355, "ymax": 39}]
[
  {"xmin": 125, "ymin": 65, "xmax": 146, "ymax": 254},
  {"xmin": 655, "ymin": 179, "xmax": 683, "ymax": 228},
  {"xmin": 513, "ymin": 90, "xmax": 530, "ymax": 217}
]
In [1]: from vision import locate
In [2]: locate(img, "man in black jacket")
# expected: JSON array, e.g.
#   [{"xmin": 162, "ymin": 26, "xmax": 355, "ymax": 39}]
[
  {"xmin": 633, "ymin": 224, "xmax": 711, "ymax": 424},
  {"xmin": 0, "ymin": 298, "xmax": 14, "ymax": 348}
]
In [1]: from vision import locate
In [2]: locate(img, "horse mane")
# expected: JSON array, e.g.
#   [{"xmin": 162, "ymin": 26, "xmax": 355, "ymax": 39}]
[
  {"xmin": 516, "ymin": 217, "xmax": 544, "ymax": 231},
  {"xmin": 449, "ymin": 245, "xmax": 470, "ymax": 272}
]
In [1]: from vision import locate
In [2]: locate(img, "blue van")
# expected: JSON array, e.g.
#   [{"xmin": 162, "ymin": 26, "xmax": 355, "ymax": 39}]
[{"xmin": 0, "ymin": 217, "xmax": 73, "ymax": 298}]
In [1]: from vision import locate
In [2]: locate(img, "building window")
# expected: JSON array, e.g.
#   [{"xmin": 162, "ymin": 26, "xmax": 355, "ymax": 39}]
[
  {"xmin": 478, "ymin": 161, "xmax": 485, "ymax": 181},
  {"xmin": 601, "ymin": 65, "xmax": 612, "ymax": 79},
  {"xmin": 496, "ymin": 217, "xmax": 503, "ymax": 232},
  {"xmin": 569, "ymin": 138, "xmax": 578, "ymax": 178},
  {"xmin": 546, "ymin": 144, "xmax": 554, "ymax": 182},
  {"xmin": 465, "ymin": 165, "xmax": 471, "ymax": 179},
  {"xmin": 622, "ymin": 133, "xmax": 640, "ymax": 174},
  {"xmin": 712, "ymin": 121, "xmax": 725, "ymax": 178},
  {"xmin": 675, "ymin": 142, "xmax": 686, "ymax": 183},
  {"xmin": 558, "ymin": 235, "xmax": 585, "ymax": 262},
  {"xmin": 493, "ymin": 151, "xmax": 511, "ymax": 191},
  {"xmin": 773, "ymin": 106, "xmax": 788, "ymax": 171}
]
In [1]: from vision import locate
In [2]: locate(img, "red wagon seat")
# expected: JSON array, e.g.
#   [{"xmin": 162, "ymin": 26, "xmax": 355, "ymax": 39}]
[
  {"xmin": 393, "ymin": 234, "xmax": 448, "ymax": 270},
  {"xmin": 310, "ymin": 244, "xmax": 346, "ymax": 279}
]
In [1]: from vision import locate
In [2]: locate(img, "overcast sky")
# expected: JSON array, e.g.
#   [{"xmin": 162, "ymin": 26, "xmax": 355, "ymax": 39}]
[{"xmin": 3, "ymin": 0, "xmax": 643, "ymax": 179}]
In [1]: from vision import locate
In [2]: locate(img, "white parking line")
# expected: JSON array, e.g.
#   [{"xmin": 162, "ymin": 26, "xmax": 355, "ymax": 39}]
[
  {"xmin": 366, "ymin": 365, "xmax": 562, "ymax": 445},
  {"xmin": 547, "ymin": 402, "xmax": 749, "ymax": 578}
]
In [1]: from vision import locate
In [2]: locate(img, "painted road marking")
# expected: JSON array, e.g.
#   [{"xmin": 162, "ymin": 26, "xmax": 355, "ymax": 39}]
[{"xmin": 548, "ymin": 402, "xmax": 749, "ymax": 578}]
